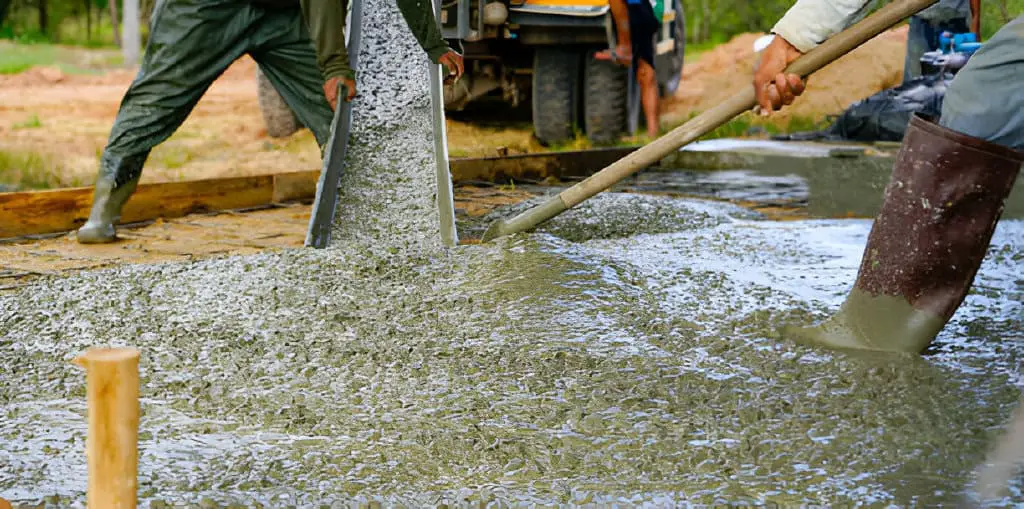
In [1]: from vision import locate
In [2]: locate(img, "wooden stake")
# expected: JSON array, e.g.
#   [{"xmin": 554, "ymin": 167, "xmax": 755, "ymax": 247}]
[{"xmin": 74, "ymin": 347, "xmax": 140, "ymax": 509}]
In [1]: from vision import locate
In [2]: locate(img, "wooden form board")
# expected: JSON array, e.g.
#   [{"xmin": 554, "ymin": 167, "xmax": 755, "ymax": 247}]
[
  {"xmin": 0, "ymin": 148, "xmax": 639, "ymax": 239},
  {"xmin": 0, "ymin": 171, "xmax": 320, "ymax": 239}
]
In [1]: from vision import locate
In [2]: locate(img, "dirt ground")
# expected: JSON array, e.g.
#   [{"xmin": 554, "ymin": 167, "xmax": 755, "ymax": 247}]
[
  {"xmin": 662, "ymin": 26, "xmax": 909, "ymax": 129},
  {"xmin": 0, "ymin": 28, "xmax": 907, "ymax": 190}
]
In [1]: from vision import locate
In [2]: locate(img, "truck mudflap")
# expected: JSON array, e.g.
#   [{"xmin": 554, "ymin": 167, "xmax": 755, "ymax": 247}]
[{"xmin": 509, "ymin": 0, "xmax": 608, "ymax": 18}]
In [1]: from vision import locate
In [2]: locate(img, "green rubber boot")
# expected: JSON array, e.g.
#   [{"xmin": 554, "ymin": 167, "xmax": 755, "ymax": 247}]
[
  {"xmin": 785, "ymin": 114, "xmax": 1024, "ymax": 354},
  {"xmin": 76, "ymin": 154, "xmax": 145, "ymax": 244}
]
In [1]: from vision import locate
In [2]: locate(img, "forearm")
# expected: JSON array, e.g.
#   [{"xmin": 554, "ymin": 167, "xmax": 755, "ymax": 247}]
[
  {"xmin": 396, "ymin": 0, "xmax": 450, "ymax": 63},
  {"xmin": 771, "ymin": 0, "xmax": 876, "ymax": 52},
  {"xmin": 300, "ymin": 0, "xmax": 354, "ymax": 80}
]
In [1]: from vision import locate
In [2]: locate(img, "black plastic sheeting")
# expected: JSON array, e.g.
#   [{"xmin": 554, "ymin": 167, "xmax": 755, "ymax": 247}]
[{"xmin": 776, "ymin": 73, "xmax": 953, "ymax": 143}]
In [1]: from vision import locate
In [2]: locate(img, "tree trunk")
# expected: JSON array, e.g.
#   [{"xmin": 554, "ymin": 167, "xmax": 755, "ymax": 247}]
[
  {"xmin": 997, "ymin": 0, "xmax": 1010, "ymax": 24},
  {"xmin": 700, "ymin": 0, "xmax": 711, "ymax": 44},
  {"xmin": 110, "ymin": 0, "xmax": 122, "ymax": 47},
  {"xmin": 0, "ymin": 0, "xmax": 12, "ymax": 28},
  {"xmin": 38, "ymin": 0, "xmax": 48, "ymax": 34},
  {"xmin": 85, "ymin": 0, "xmax": 92, "ymax": 41}
]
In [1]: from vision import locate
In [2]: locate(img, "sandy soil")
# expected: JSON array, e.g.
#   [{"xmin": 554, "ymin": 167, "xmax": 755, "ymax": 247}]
[
  {"xmin": 0, "ymin": 28, "xmax": 907, "ymax": 188},
  {"xmin": 662, "ymin": 26, "xmax": 909, "ymax": 129}
]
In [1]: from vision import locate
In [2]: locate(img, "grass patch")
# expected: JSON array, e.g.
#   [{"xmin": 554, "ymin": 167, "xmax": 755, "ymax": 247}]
[
  {"xmin": 12, "ymin": 115, "xmax": 43, "ymax": 129},
  {"xmin": 0, "ymin": 41, "xmax": 123, "ymax": 75},
  {"xmin": 0, "ymin": 149, "xmax": 78, "ymax": 190},
  {"xmin": 663, "ymin": 110, "xmax": 830, "ymax": 141},
  {"xmin": 151, "ymin": 146, "xmax": 195, "ymax": 170},
  {"xmin": 0, "ymin": 43, "xmax": 58, "ymax": 74},
  {"xmin": 547, "ymin": 129, "xmax": 595, "ymax": 152}
]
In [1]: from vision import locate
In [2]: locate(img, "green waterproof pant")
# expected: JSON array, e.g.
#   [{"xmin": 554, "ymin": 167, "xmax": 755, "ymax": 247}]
[{"xmin": 100, "ymin": 0, "xmax": 334, "ymax": 187}]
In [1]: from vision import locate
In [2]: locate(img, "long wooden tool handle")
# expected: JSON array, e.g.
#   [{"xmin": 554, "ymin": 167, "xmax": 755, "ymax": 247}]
[
  {"xmin": 481, "ymin": 0, "xmax": 937, "ymax": 242},
  {"xmin": 562, "ymin": 0, "xmax": 936, "ymax": 208}
]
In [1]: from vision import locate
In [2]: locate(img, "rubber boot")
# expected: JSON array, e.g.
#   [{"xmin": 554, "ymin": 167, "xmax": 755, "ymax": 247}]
[
  {"xmin": 785, "ymin": 114, "xmax": 1024, "ymax": 354},
  {"xmin": 76, "ymin": 153, "xmax": 146, "ymax": 244}
]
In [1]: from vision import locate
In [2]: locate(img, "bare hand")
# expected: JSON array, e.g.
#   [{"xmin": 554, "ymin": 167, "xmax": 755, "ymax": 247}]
[
  {"xmin": 323, "ymin": 76, "xmax": 357, "ymax": 111},
  {"xmin": 438, "ymin": 49, "xmax": 465, "ymax": 82},
  {"xmin": 753, "ymin": 36, "xmax": 806, "ymax": 115}
]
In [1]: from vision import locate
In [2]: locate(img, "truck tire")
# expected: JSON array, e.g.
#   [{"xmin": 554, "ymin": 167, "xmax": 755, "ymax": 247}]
[
  {"xmin": 583, "ymin": 51, "xmax": 628, "ymax": 145},
  {"xmin": 532, "ymin": 48, "xmax": 581, "ymax": 146},
  {"xmin": 656, "ymin": 0, "xmax": 686, "ymax": 96},
  {"xmin": 256, "ymin": 66, "xmax": 301, "ymax": 138}
]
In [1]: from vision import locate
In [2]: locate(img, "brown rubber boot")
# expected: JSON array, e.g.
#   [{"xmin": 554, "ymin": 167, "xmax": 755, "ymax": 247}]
[{"xmin": 785, "ymin": 114, "xmax": 1024, "ymax": 354}]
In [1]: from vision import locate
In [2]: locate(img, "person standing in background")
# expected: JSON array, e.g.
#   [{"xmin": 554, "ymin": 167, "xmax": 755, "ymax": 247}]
[
  {"xmin": 595, "ymin": 0, "xmax": 664, "ymax": 139},
  {"xmin": 902, "ymin": 0, "xmax": 980, "ymax": 82}
]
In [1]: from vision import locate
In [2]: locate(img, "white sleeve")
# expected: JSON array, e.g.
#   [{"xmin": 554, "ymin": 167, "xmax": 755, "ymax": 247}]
[{"xmin": 771, "ymin": 0, "xmax": 877, "ymax": 53}]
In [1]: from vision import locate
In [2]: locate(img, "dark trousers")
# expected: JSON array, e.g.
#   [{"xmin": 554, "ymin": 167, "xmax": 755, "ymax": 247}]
[{"xmin": 99, "ymin": 0, "xmax": 334, "ymax": 186}]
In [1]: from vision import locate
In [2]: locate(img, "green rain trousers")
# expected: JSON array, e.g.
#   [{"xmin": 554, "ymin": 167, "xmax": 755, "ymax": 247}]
[{"xmin": 99, "ymin": 0, "xmax": 334, "ymax": 188}]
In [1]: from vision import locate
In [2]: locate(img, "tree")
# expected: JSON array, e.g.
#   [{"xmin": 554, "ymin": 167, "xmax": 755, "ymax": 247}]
[
  {"xmin": 37, "ymin": 0, "xmax": 46, "ymax": 34},
  {"xmin": 0, "ymin": 0, "xmax": 12, "ymax": 27},
  {"xmin": 109, "ymin": 0, "xmax": 120, "ymax": 47}
]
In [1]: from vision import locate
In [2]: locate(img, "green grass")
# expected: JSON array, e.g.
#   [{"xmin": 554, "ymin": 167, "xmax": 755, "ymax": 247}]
[
  {"xmin": 12, "ymin": 114, "xmax": 43, "ymax": 129},
  {"xmin": 0, "ymin": 149, "xmax": 78, "ymax": 190},
  {"xmin": 152, "ymin": 146, "xmax": 195, "ymax": 170},
  {"xmin": 0, "ymin": 40, "xmax": 123, "ymax": 75},
  {"xmin": 663, "ymin": 110, "xmax": 830, "ymax": 141}
]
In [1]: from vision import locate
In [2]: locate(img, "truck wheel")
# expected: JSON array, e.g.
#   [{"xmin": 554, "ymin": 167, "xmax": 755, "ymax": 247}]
[
  {"xmin": 532, "ymin": 48, "xmax": 581, "ymax": 146},
  {"xmin": 656, "ymin": 0, "xmax": 686, "ymax": 96},
  {"xmin": 256, "ymin": 66, "xmax": 301, "ymax": 138},
  {"xmin": 583, "ymin": 51, "xmax": 628, "ymax": 145}
]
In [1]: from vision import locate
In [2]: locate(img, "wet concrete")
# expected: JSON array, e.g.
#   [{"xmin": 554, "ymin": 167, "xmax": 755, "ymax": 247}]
[
  {"xmin": 330, "ymin": 0, "xmax": 447, "ymax": 248},
  {"xmin": 2, "ymin": 190, "xmax": 1023, "ymax": 507},
  {"xmin": 4, "ymin": 36, "xmax": 1024, "ymax": 509},
  {"xmin": 627, "ymin": 145, "xmax": 1024, "ymax": 220}
]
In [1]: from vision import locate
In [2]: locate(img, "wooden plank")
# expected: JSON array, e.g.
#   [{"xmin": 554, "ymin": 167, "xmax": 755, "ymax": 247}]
[
  {"xmin": 0, "ymin": 174, "xmax": 281, "ymax": 238},
  {"xmin": 272, "ymin": 170, "xmax": 320, "ymax": 203},
  {"xmin": 0, "ymin": 149, "xmax": 643, "ymax": 239}
]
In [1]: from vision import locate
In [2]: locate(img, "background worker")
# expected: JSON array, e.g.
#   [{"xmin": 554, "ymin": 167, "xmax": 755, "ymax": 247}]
[
  {"xmin": 595, "ymin": 0, "xmax": 664, "ymax": 139},
  {"xmin": 754, "ymin": 5, "xmax": 1023, "ymax": 354},
  {"xmin": 77, "ymin": 0, "xmax": 463, "ymax": 244},
  {"xmin": 902, "ymin": 0, "xmax": 979, "ymax": 82}
]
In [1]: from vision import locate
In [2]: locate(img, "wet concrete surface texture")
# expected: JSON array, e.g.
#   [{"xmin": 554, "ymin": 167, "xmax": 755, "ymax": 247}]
[
  {"xmin": 3, "ymin": 6, "xmax": 1024, "ymax": 507},
  {"xmin": 1, "ymin": 191, "xmax": 1023, "ymax": 507}
]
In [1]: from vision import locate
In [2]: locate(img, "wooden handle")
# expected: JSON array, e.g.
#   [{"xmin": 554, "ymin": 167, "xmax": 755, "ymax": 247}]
[{"xmin": 75, "ymin": 347, "xmax": 140, "ymax": 509}]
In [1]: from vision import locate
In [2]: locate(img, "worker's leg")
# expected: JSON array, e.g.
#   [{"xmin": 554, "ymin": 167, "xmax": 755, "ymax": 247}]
[
  {"xmin": 627, "ymin": 0, "xmax": 659, "ymax": 139},
  {"xmin": 248, "ymin": 5, "xmax": 335, "ymax": 146},
  {"xmin": 784, "ymin": 17, "xmax": 1024, "ymax": 354},
  {"xmin": 78, "ymin": 0, "xmax": 258, "ymax": 243},
  {"xmin": 595, "ymin": 0, "xmax": 632, "ymax": 64},
  {"xmin": 636, "ymin": 60, "xmax": 658, "ymax": 139}
]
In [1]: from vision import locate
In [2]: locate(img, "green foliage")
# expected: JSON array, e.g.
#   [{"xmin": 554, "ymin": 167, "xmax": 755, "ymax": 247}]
[
  {"xmin": 0, "ymin": 40, "xmax": 121, "ymax": 74},
  {"xmin": 679, "ymin": 0, "xmax": 1020, "ymax": 45},
  {"xmin": 13, "ymin": 114, "xmax": 43, "ymax": 129},
  {"xmin": 1, "ymin": 0, "xmax": 1020, "ymax": 54},
  {"xmin": 2, "ymin": 0, "xmax": 153, "ymax": 46},
  {"xmin": 0, "ymin": 149, "xmax": 78, "ymax": 190},
  {"xmin": 979, "ymin": 0, "xmax": 1022, "ymax": 40}
]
